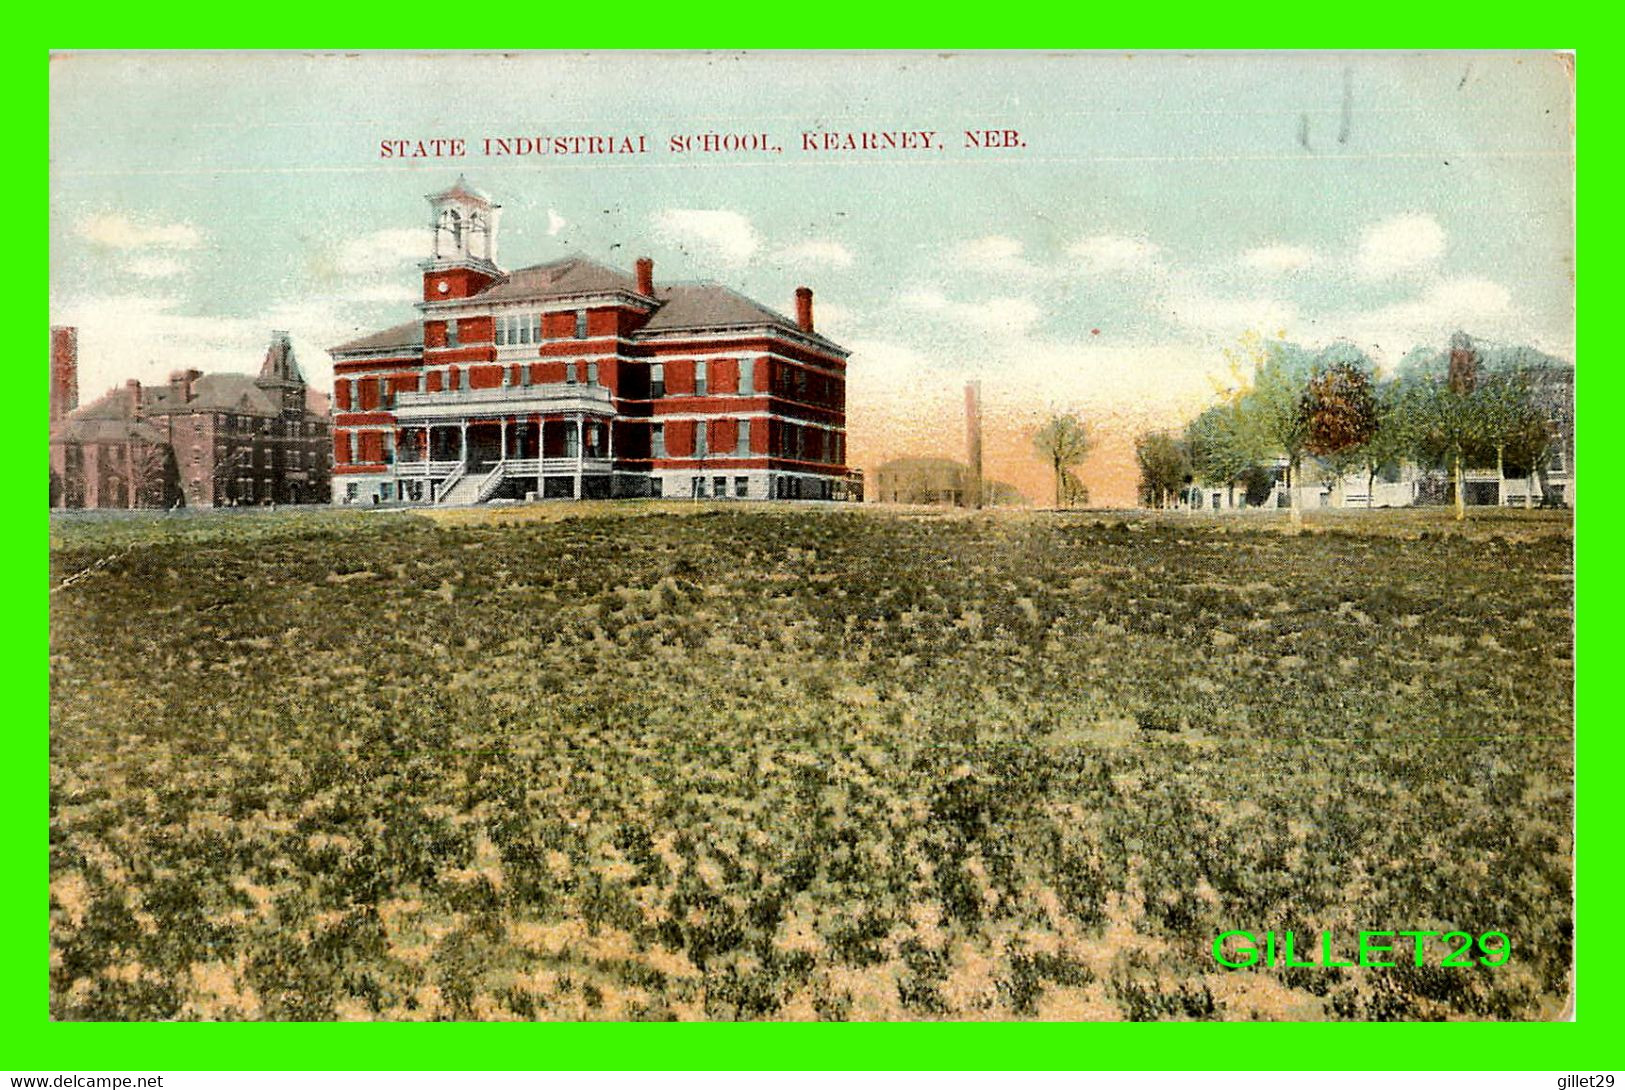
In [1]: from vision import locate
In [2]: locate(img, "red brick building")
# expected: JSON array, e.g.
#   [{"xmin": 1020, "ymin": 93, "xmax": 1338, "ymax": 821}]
[
  {"xmin": 329, "ymin": 178, "xmax": 851, "ymax": 504},
  {"xmin": 49, "ymin": 330, "xmax": 332, "ymax": 509}
]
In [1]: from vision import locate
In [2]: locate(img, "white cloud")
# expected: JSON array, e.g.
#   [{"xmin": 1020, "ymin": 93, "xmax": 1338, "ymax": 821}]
[
  {"xmin": 774, "ymin": 239, "xmax": 855, "ymax": 268},
  {"xmin": 1068, "ymin": 234, "xmax": 1161, "ymax": 273},
  {"xmin": 893, "ymin": 287, "xmax": 1041, "ymax": 335},
  {"xmin": 963, "ymin": 296, "xmax": 1043, "ymax": 335},
  {"xmin": 1354, "ymin": 277, "xmax": 1513, "ymax": 335},
  {"xmin": 76, "ymin": 213, "xmax": 202, "ymax": 251},
  {"xmin": 1355, "ymin": 213, "xmax": 1446, "ymax": 279},
  {"xmin": 898, "ymin": 286, "xmax": 950, "ymax": 312},
  {"xmin": 333, "ymin": 227, "xmax": 427, "ymax": 276},
  {"xmin": 48, "ymin": 292, "xmax": 358, "ymax": 399},
  {"xmin": 1164, "ymin": 290, "xmax": 1297, "ymax": 337},
  {"xmin": 809, "ymin": 299, "xmax": 856, "ymax": 331},
  {"xmin": 652, "ymin": 209, "xmax": 760, "ymax": 265},
  {"xmin": 951, "ymin": 235, "xmax": 1038, "ymax": 277},
  {"xmin": 342, "ymin": 281, "xmax": 420, "ymax": 304},
  {"xmin": 1241, "ymin": 244, "xmax": 1317, "ymax": 274},
  {"xmin": 124, "ymin": 255, "xmax": 186, "ymax": 279}
]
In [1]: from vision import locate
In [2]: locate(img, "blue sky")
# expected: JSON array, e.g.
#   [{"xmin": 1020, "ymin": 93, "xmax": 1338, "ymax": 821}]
[{"xmin": 49, "ymin": 51, "xmax": 1573, "ymax": 501}]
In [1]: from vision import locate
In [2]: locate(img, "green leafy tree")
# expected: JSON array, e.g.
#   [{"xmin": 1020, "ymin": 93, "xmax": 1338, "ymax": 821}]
[
  {"xmin": 1396, "ymin": 332, "xmax": 1485, "ymax": 521},
  {"xmin": 1033, "ymin": 413, "xmax": 1093, "ymax": 509},
  {"xmin": 1241, "ymin": 341, "xmax": 1317, "ymax": 522},
  {"xmin": 1135, "ymin": 431, "xmax": 1190, "ymax": 509},
  {"xmin": 1357, "ymin": 379, "xmax": 1410, "ymax": 508},
  {"xmin": 1185, "ymin": 402, "xmax": 1259, "ymax": 508}
]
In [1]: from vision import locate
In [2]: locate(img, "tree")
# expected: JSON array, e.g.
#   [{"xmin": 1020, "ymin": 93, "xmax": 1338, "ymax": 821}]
[
  {"xmin": 1395, "ymin": 333, "xmax": 1486, "ymax": 522},
  {"xmin": 1185, "ymin": 402, "xmax": 1258, "ymax": 508},
  {"xmin": 1135, "ymin": 431, "xmax": 1190, "ymax": 509},
  {"xmin": 1241, "ymin": 341, "xmax": 1317, "ymax": 523},
  {"xmin": 1357, "ymin": 379, "xmax": 1409, "ymax": 508},
  {"xmin": 1298, "ymin": 348, "xmax": 1379, "ymax": 507},
  {"xmin": 1033, "ymin": 413, "xmax": 1092, "ymax": 508},
  {"xmin": 1472, "ymin": 369, "xmax": 1542, "ymax": 509}
]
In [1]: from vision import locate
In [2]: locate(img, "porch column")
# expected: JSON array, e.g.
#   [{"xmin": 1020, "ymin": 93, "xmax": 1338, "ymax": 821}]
[
  {"xmin": 537, "ymin": 416, "xmax": 546, "ymax": 499},
  {"xmin": 500, "ymin": 417, "xmax": 508, "ymax": 462},
  {"xmin": 459, "ymin": 421, "xmax": 468, "ymax": 466},
  {"xmin": 574, "ymin": 414, "xmax": 584, "ymax": 500}
]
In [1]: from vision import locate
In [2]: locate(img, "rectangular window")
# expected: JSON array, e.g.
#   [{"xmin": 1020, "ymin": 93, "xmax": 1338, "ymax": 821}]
[
  {"xmin": 692, "ymin": 476, "xmax": 705, "ymax": 498},
  {"xmin": 447, "ymin": 320, "xmax": 460, "ymax": 348},
  {"xmin": 575, "ymin": 309, "xmax": 588, "ymax": 339},
  {"xmin": 587, "ymin": 362, "xmax": 599, "ymax": 385},
  {"xmin": 380, "ymin": 482, "xmax": 394, "ymax": 502},
  {"xmin": 459, "ymin": 368, "xmax": 470, "ymax": 391},
  {"xmin": 742, "ymin": 361, "xmax": 756, "ymax": 394},
  {"xmin": 650, "ymin": 477, "xmax": 663, "ymax": 498},
  {"xmin": 695, "ymin": 422, "xmax": 708, "ymax": 457},
  {"xmin": 347, "ymin": 431, "xmax": 358, "ymax": 464},
  {"xmin": 736, "ymin": 420, "xmax": 751, "ymax": 456},
  {"xmin": 564, "ymin": 424, "xmax": 579, "ymax": 458},
  {"xmin": 495, "ymin": 318, "xmax": 506, "ymax": 346},
  {"xmin": 735, "ymin": 476, "xmax": 749, "ymax": 498},
  {"xmin": 651, "ymin": 423, "xmax": 666, "ymax": 457},
  {"xmin": 383, "ymin": 431, "xmax": 396, "ymax": 464},
  {"xmin": 714, "ymin": 475, "xmax": 727, "ymax": 498},
  {"xmin": 565, "ymin": 362, "xmax": 577, "ymax": 385},
  {"xmin": 531, "ymin": 314, "xmax": 542, "ymax": 342},
  {"xmin": 695, "ymin": 360, "xmax": 708, "ymax": 396},
  {"xmin": 650, "ymin": 364, "xmax": 665, "ymax": 399}
]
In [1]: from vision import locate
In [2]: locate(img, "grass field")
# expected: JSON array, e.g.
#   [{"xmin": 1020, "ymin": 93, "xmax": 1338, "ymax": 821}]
[{"xmin": 48, "ymin": 503, "xmax": 1575, "ymax": 1021}]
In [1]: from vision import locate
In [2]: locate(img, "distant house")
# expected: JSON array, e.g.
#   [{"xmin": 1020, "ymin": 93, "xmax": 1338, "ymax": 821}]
[
  {"xmin": 873, "ymin": 456, "xmax": 1026, "ymax": 507},
  {"xmin": 1189, "ymin": 358, "xmax": 1575, "ymax": 512},
  {"xmin": 49, "ymin": 330, "xmax": 333, "ymax": 509}
]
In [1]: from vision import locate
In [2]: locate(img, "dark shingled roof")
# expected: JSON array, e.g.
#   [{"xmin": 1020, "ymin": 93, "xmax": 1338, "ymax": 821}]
[
  {"xmin": 51, "ymin": 416, "xmax": 168, "ymax": 445},
  {"xmin": 331, "ymin": 258, "xmax": 845, "ymax": 354},
  {"xmin": 642, "ymin": 283, "xmax": 800, "ymax": 334},
  {"xmin": 329, "ymin": 319, "xmax": 425, "ymax": 355},
  {"xmin": 143, "ymin": 374, "xmax": 279, "ymax": 417},
  {"xmin": 473, "ymin": 256, "xmax": 641, "ymax": 304}
]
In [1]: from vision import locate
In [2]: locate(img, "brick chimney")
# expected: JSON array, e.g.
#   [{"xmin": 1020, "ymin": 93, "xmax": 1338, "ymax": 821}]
[
  {"xmin": 50, "ymin": 325, "xmax": 78, "ymax": 422},
  {"xmin": 169, "ymin": 368, "xmax": 201, "ymax": 405},
  {"xmin": 794, "ymin": 287, "xmax": 814, "ymax": 334},
  {"xmin": 125, "ymin": 378, "xmax": 143, "ymax": 418},
  {"xmin": 635, "ymin": 257, "xmax": 654, "ymax": 297}
]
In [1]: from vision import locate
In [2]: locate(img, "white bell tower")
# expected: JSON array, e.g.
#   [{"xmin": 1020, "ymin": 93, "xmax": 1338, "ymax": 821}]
[{"xmin": 422, "ymin": 177, "xmax": 502, "ymax": 300}]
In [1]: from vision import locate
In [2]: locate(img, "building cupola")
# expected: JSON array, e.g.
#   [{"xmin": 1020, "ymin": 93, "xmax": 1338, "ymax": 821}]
[{"xmin": 422, "ymin": 176, "xmax": 502, "ymax": 303}]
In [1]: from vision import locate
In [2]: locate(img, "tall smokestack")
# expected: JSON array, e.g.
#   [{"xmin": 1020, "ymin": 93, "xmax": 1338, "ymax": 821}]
[
  {"xmin": 635, "ymin": 257, "xmax": 654, "ymax": 297},
  {"xmin": 795, "ymin": 287, "xmax": 814, "ymax": 333},
  {"xmin": 50, "ymin": 326, "xmax": 78, "ymax": 422},
  {"xmin": 965, "ymin": 381, "xmax": 983, "ymax": 510}
]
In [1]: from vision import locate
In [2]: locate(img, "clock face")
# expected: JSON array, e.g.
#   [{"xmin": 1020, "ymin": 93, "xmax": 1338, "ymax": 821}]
[{"xmin": 437, "ymin": 280, "xmax": 450, "ymax": 294}]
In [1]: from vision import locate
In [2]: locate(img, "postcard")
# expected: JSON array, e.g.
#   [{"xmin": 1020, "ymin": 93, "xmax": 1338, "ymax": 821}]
[{"xmin": 47, "ymin": 50, "xmax": 1575, "ymax": 1021}]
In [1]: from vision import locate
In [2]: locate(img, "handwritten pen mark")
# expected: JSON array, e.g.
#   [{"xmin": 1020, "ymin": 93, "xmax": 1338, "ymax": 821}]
[{"xmin": 1338, "ymin": 68, "xmax": 1353, "ymax": 145}]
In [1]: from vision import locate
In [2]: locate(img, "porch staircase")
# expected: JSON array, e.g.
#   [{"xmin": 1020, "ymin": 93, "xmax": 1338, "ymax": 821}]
[
  {"xmin": 437, "ymin": 462, "xmax": 508, "ymax": 506},
  {"xmin": 436, "ymin": 466, "xmax": 484, "ymax": 506}
]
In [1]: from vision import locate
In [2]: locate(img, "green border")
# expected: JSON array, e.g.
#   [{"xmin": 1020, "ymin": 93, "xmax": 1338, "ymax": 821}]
[{"xmin": 22, "ymin": 26, "xmax": 1612, "ymax": 1072}]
